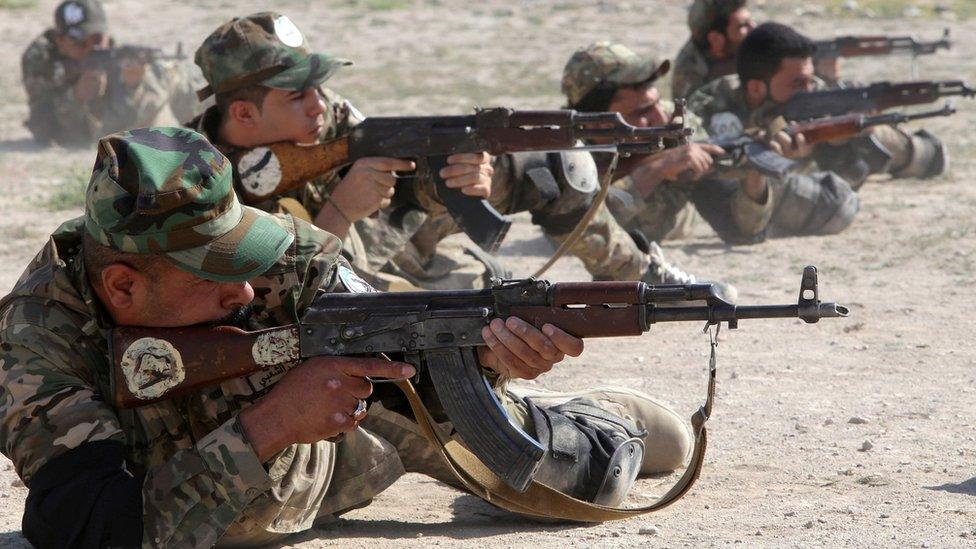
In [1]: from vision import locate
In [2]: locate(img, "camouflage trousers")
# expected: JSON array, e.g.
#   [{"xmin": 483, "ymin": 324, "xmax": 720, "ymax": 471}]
[{"xmin": 214, "ymin": 389, "xmax": 536, "ymax": 547}]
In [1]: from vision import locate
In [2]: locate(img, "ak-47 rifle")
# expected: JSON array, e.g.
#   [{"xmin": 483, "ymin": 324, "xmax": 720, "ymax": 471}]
[
  {"xmin": 710, "ymin": 103, "xmax": 958, "ymax": 178},
  {"xmin": 229, "ymin": 107, "xmax": 692, "ymax": 252},
  {"xmin": 109, "ymin": 266, "xmax": 847, "ymax": 493},
  {"xmin": 82, "ymin": 43, "xmax": 186, "ymax": 72},
  {"xmin": 814, "ymin": 28, "xmax": 951, "ymax": 60},
  {"xmin": 778, "ymin": 79, "xmax": 974, "ymax": 122}
]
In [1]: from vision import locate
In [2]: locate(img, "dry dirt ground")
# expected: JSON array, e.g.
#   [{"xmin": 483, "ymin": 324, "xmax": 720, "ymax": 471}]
[{"xmin": 1, "ymin": 0, "xmax": 975, "ymax": 547}]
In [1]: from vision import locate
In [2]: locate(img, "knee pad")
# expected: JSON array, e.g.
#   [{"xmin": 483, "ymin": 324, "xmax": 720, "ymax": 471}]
[
  {"xmin": 893, "ymin": 129, "xmax": 949, "ymax": 179},
  {"xmin": 527, "ymin": 397, "xmax": 646, "ymax": 506},
  {"xmin": 507, "ymin": 150, "xmax": 601, "ymax": 235}
]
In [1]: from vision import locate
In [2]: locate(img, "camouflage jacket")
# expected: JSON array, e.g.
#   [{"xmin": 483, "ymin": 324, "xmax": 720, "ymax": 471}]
[
  {"xmin": 189, "ymin": 88, "xmax": 429, "ymax": 288},
  {"xmin": 0, "ymin": 216, "xmax": 398, "ymax": 546},
  {"xmin": 603, "ymin": 100, "xmax": 772, "ymax": 241},
  {"xmin": 21, "ymin": 30, "xmax": 189, "ymax": 146},
  {"xmin": 670, "ymin": 40, "xmax": 737, "ymax": 101}
]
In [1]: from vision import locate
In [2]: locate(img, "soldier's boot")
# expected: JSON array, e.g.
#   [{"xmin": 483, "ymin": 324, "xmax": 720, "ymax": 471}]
[
  {"xmin": 892, "ymin": 129, "xmax": 950, "ymax": 180},
  {"xmin": 641, "ymin": 240, "xmax": 738, "ymax": 303},
  {"xmin": 511, "ymin": 385, "xmax": 693, "ymax": 476},
  {"xmin": 524, "ymin": 396, "xmax": 646, "ymax": 506}
]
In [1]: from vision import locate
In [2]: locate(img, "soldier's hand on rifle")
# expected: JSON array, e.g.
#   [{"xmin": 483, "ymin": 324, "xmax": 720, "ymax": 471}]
[
  {"xmin": 120, "ymin": 59, "xmax": 147, "ymax": 88},
  {"xmin": 73, "ymin": 70, "xmax": 107, "ymax": 103},
  {"xmin": 768, "ymin": 130, "xmax": 814, "ymax": 160},
  {"xmin": 477, "ymin": 317, "xmax": 584, "ymax": 380},
  {"xmin": 630, "ymin": 143, "xmax": 724, "ymax": 196},
  {"xmin": 238, "ymin": 356, "xmax": 415, "ymax": 462},
  {"xmin": 321, "ymin": 157, "xmax": 416, "ymax": 238},
  {"xmin": 440, "ymin": 152, "xmax": 494, "ymax": 198}
]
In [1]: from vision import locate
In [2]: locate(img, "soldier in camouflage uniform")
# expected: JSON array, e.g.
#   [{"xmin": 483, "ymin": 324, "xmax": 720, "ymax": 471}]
[
  {"xmin": 671, "ymin": 0, "xmax": 755, "ymax": 101},
  {"xmin": 190, "ymin": 12, "xmax": 726, "ymax": 294},
  {"xmin": 0, "ymin": 127, "xmax": 692, "ymax": 547},
  {"xmin": 688, "ymin": 23, "xmax": 947, "ymax": 235},
  {"xmin": 562, "ymin": 42, "xmax": 774, "ymax": 246},
  {"xmin": 20, "ymin": 0, "xmax": 203, "ymax": 146}
]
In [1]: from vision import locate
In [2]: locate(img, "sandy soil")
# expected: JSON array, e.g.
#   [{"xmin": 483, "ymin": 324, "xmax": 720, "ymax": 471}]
[{"xmin": 0, "ymin": 0, "xmax": 974, "ymax": 547}]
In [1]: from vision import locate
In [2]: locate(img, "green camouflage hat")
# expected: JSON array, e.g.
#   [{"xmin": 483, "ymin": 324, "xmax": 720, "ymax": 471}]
[
  {"xmin": 562, "ymin": 42, "xmax": 671, "ymax": 106},
  {"xmin": 194, "ymin": 12, "xmax": 351, "ymax": 101},
  {"xmin": 688, "ymin": 0, "xmax": 747, "ymax": 42},
  {"xmin": 55, "ymin": 0, "xmax": 107, "ymax": 41},
  {"xmin": 84, "ymin": 127, "xmax": 294, "ymax": 282}
]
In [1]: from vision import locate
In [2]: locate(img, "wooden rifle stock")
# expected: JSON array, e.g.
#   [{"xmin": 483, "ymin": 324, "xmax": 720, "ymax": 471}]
[
  {"xmin": 110, "ymin": 325, "xmax": 300, "ymax": 408},
  {"xmin": 232, "ymin": 138, "xmax": 351, "ymax": 204}
]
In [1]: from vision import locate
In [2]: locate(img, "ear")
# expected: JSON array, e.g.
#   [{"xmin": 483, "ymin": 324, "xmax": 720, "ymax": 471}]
[
  {"xmin": 706, "ymin": 30, "xmax": 727, "ymax": 58},
  {"xmin": 744, "ymin": 78, "xmax": 768, "ymax": 107},
  {"xmin": 227, "ymin": 99, "xmax": 261, "ymax": 128},
  {"xmin": 98, "ymin": 263, "xmax": 147, "ymax": 313}
]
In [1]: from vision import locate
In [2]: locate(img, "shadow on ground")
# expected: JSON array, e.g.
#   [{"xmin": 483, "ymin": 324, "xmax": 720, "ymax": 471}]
[
  {"xmin": 276, "ymin": 494, "xmax": 578, "ymax": 545},
  {"xmin": 925, "ymin": 476, "xmax": 976, "ymax": 496},
  {"xmin": 0, "ymin": 531, "xmax": 28, "ymax": 548}
]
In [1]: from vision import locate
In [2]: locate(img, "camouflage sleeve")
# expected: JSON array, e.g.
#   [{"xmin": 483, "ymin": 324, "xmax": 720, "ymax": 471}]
[
  {"xmin": 0, "ymin": 322, "xmax": 279, "ymax": 547},
  {"xmin": 0, "ymin": 327, "xmax": 125, "ymax": 483}
]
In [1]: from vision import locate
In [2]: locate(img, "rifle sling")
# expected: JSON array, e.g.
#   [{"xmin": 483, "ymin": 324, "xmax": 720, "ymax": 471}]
[{"xmin": 391, "ymin": 352, "xmax": 715, "ymax": 521}]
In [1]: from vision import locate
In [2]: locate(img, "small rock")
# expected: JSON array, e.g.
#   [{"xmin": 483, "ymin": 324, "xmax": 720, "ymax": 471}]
[
  {"xmin": 848, "ymin": 416, "xmax": 870, "ymax": 425},
  {"xmin": 730, "ymin": 371, "xmax": 739, "ymax": 379},
  {"xmin": 10, "ymin": 478, "xmax": 24, "ymax": 488},
  {"xmin": 610, "ymin": 532, "xmax": 621, "ymax": 538},
  {"xmin": 922, "ymin": 541, "xmax": 931, "ymax": 548},
  {"xmin": 838, "ymin": 468, "xmax": 854, "ymax": 476},
  {"xmin": 823, "ymin": 418, "xmax": 835, "ymax": 426},
  {"xmin": 880, "ymin": 513, "xmax": 890, "ymax": 519},
  {"xmin": 805, "ymin": 520, "xmax": 815, "ymax": 529},
  {"xmin": 639, "ymin": 526, "xmax": 660, "ymax": 536},
  {"xmin": 842, "ymin": 0, "xmax": 859, "ymax": 10},
  {"xmin": 857, "ymin": 474, "xmax": 889, "ymax": 487},
  {"xmin": 635, "ymin": 356, "xmax": 646, "ymax": 364},
  {"xmin": 818, "ymin": 518, "xmax": 827, "ymax": 524},
  {"xmin": 755, "ymin": 529, "xmax": 763, "ymax": 536},
  {"xmin": 784, "ymin": 511, "xmax": 797, "ymax": 517},
  {"xmin": 859, "ymin": 440, "xmax": 874, "ymax": 452}
]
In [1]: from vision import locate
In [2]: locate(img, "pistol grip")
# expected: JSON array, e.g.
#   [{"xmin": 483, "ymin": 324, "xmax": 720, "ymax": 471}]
[
  {"xmin": 427, "ymin": 154, "xmax": 511, "ymax": 253},
  {"xmin": 424, "ymin": 347, "xmax": 544, "ymax": 492}
]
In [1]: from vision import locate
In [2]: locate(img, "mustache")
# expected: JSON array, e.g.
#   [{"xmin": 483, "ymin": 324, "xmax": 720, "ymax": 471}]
[{"xmin": 209, "ymin": 305, "xmax": 254, "ymax": 329}]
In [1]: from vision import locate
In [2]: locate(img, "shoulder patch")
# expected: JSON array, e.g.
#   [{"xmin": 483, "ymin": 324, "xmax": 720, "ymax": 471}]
[{"xmin": 338, "ymin": 265, "xmax": 377, "ymax": 293}]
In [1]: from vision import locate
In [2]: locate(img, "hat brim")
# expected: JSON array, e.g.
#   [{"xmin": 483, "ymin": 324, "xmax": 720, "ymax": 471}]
[
  {"xmin": 609, "ymin": 58, "xmax": 671, "ymax": 87},
  {"xmin": 165, "ymin": 206, "xmax": 294, "ymax": 283},
  {"xmin": 262, "ymin": 53, "xmax": 352, "ymax": 92}
]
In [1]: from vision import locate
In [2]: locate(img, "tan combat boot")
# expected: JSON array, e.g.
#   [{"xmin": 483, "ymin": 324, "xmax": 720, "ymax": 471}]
[{"xmin": 510, "ymin": 385, "xmax": 693, "ymax": 475}]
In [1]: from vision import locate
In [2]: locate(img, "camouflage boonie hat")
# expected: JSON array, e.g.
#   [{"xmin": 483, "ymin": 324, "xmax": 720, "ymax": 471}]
[
  {"xmin": 562, "ymin": 42, "xmax": 671, "ymax": 106},
  {"xmin": 688, "ymin": 0, "xmax": 747, "ymax": 42},
  {"xmin": 85, "ymin": 127, "xmax": 294, "ymax": 282},
  {"xmin": 195, "ymin": 12, "xmax": 351, "ymax": 101},
  {"xmin": 55, "ymin": 0, "xmax": 107, "ymax": 41}
]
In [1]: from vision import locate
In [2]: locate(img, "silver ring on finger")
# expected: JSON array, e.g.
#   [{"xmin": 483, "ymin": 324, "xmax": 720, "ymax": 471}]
[{"xmin": 350, "ymin": 399, "xmax": 368, "ymax": 418}]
